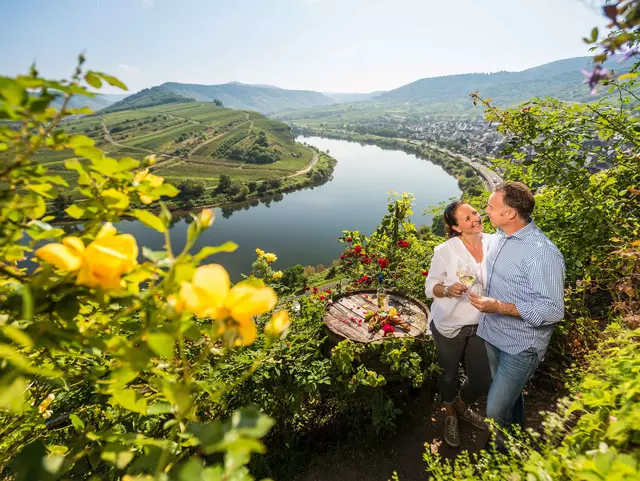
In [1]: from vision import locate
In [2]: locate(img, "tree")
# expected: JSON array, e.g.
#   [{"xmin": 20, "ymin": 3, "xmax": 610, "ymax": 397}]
[
  {"xmin": 281, "ymin": 264, "xmax": 307, "ymax": 289},
  {"xmin": 216, "ymin": 173, "xmax": 232, "ymax": 193}
]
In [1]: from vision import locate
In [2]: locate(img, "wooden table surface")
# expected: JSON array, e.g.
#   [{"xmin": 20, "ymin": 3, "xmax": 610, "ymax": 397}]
[{"xmin": 323, "ymin": 289, "xmax": 430, "ymax": 343}]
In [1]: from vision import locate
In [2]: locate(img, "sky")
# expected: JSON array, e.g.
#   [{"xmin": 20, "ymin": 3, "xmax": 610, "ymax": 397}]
[{"xmin": 0, "ymin": 0, "xmax": 610, "ymax": 94}]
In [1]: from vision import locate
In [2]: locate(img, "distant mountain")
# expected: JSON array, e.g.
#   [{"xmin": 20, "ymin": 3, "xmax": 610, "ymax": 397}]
[
  {"xmin": 379, "ymin": 56, "xmax": 631, "ymax": 105},
  {"xmin": 103, "ymin": 86, "xmax": 194, "ymax": 113},
  {"xmin": 158, "ymin": 82, "xmax": 334, "ymax": 114},
  {"xmin": 322, "ymin": 91, "xmax": 384, "ymax": 103},
  {"xmin": 52, "ymin": 92, "xmax": 129, "ymax": 111}
]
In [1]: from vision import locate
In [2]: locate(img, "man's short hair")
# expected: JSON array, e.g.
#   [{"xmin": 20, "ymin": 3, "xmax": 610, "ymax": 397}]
[{"xmin": 494, "ymin": 182, "xmax": 535, "ymax": 220}]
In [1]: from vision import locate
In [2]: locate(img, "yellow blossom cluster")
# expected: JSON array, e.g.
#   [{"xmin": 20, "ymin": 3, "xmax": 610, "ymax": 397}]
[
  {"xmin": 134, "ymin": 168, "xmax": 164, "ymax": 204},
  {"xmin": 255, "ymin": 248, "xmax": 277, "ymax": 263},
  {"xmin": 171, "ymin": 264, "xmax": 289, "ymax": 345},
  {"xmin": 35, "ymin": 222, "xmax": 138, "ymax": 290}
]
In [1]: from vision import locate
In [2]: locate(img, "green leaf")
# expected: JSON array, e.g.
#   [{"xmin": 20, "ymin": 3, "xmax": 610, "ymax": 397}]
[
  {"xmin": 132, "ymin": 209, "xmax": 166, "ymax": 233},
  {"xmin": 10, "ymin": 441, "xmax": 49, "ymax": 481},
  {"xmin": 73, "ymin": 145, "xmax": 104, "ymax": 163},
  {"xmin": 69, "ymin": 414, "xmax": 85, "ymax": 433},
  {"xmin": 2, "ymin": 326, "xmax": 33, "ymax": 350},
  {"xmin": 102, "ymin": 188, "xmax": 130, "ymax": 210},
  {"xmin": 0, "ymin": 77, "xmax": 28, "ymax": 106},
  {"xmin": 186, "ymin": 219, "xmax": 200, "ymax": 247},
  {"xmin": 67, "ymin": 134, "xmax": 95, "ymax": 148},
  {"xmin": 101, "ymin": 444, "xmax": 134, "ymax": 469},
  {"xmin": 0, "ymin": 343, "xmax": 60, "ymax": 377},
  {"xmin": 0, "ymin": 374, "xmax": 28, "ymax": 412},
  {"xmin": 84, "ymin": 72, "xmax": 102, "ymax": 89},
  {"xmin": 117, "ymin": 156, "xmax": 140, "ymax": 171},
  {"xmin": 231, "ymin": 406, "xmax": 274, "ymax": 438},
  {"xmin": 147, "ymin": 332, "xmax": 175, "ymax": 361},
  {"xmin": 64, "ymin": 158, "xmax": 88, "ymax": 175},
  {"xmin": 142, "ymin": 247, "xmax": 169, "ymax": 262},
  {"xmin": 152, "ymin": 183, "xmax": 180, "ymax": 198},
  {"xmin": 20, "ymin": 285, "xmax": 34, "ymax": 322},
  {"xmin": 147, "ymin": 401, "xmax": 173, "ymax": 415},
  {"xmin": 26, "ymin": 183, "xmax": 57, "ymax": 199},
  {"xmin": 65, "ymin": 204, "xmax": 85, "ymax": 219},
  {"xmin": 177, "ymin": 459, "xmax": 205, "ymax": 481},
  {"xmin": 97, "ymin": 73, "xmax": 128, "ymax": 91},
  {"xmin": 193, "ymin": 242, "xmax": 239, "ymax": 263},
  {"xmin": 109, "ymin": 389, "xmax": 147, "ymax": 415}
]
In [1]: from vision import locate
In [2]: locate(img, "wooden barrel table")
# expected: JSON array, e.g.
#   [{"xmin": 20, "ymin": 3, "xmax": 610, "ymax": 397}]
[{"xmin": 323, "ymin": 289, "xmax": 430, "ymax": 345}]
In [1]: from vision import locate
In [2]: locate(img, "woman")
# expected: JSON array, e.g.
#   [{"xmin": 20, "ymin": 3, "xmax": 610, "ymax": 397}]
[{"xmin": 425, "ymin": 200, "xmax": 493, "ymax": 448}]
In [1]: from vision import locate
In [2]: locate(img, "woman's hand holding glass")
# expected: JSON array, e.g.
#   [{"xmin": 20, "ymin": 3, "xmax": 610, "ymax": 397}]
[{"xmin": 447, "ymin": 282, "xmax": 468, "ymax": 298}]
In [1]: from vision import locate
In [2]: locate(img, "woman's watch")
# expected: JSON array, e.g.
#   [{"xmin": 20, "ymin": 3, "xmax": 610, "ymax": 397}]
[{"xmin": 442, "ymin": 285, "xmax": 450, "ymax": 298}]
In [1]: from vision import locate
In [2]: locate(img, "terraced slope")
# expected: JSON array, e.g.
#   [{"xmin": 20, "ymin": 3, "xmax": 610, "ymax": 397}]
[{"xmin": 43, "ymin": 101, "xmax": 316, "ymax": 184}]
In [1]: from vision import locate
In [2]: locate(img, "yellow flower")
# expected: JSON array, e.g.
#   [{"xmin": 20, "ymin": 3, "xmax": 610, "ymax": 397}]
[
  {"xmin": 134, "ymin": 168, "xmax": 164, "ymax": 205},
  {"xmin": 264, "ymin": 310, "xmax": 290, "ymax": 338},
  {"xmin": 176, "ymin": 264, "xmax": 278, "ymax": 346},
  {"xmin": 272, "ymin": 271, "xmax": 283, "ymax": 280},
  {"xmin": 35, "ymin": 223, "xmax": 138, "ymax": 291},
  {"xmin": 200, "ymin": 209, "xmax": 214, "ymax": 228},
  {"xmin": 35, "ymin": 236, "xmax": 84, "ymax": 271},
  {"xmin": 264, "ymin": 253, "xmax": 277, "ymax": 263},
  {"xmin": 255, "ymin": 248, "xmax": 265, "ymax": 257}
]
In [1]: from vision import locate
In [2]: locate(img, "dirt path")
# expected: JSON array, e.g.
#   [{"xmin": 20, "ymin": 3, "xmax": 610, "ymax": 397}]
[
  {"xmin": 287, "ymin": 151, "xmax": 319, "ymax": 178},
  {"xmin": 293, "ymin": 386, "xmax": 554, "ymax": 481}
]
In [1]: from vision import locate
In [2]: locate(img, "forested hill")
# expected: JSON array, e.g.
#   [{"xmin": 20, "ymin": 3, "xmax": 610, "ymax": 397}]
[
  {"xmin": 380, "ymin": 55, "xmax": 630, "ymax": 105},
  {"xmin": 158, "ymin": 82, "xmax": 334, "ymax": 114},
  {"xmin": 102, "ymin": 86, "xmax": 194, "ymax": 113}
]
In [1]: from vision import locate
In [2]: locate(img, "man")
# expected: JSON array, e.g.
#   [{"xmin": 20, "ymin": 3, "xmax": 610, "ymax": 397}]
[{"xmin": 468, "ymin": 182, "xmax": 565, "ymax": 441}]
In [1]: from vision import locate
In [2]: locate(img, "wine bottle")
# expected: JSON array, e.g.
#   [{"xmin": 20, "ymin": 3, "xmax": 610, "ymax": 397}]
[{"xmin": 377, "ymin": 274, "xmax": 388, "ymax": 311}]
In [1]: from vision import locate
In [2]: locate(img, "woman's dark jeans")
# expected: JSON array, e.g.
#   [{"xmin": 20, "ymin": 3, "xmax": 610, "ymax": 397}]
[{"xmin": 430, "ymin": 321, "xmax": 492, "ymax": 405}]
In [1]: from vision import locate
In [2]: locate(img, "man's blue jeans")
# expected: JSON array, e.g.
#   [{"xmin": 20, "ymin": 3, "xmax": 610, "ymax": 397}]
[{"xmin": 485, "ymin": 342, "xmax": 540, "ymax": 431}]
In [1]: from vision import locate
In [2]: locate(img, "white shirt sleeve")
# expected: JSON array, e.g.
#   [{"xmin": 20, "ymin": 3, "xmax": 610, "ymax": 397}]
[{"xmin": 425, "ymin": 246, "xmax": 447, "ymax": 299}]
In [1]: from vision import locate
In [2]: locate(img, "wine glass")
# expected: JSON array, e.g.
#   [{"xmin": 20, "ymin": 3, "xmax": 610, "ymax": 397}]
[{"xmin": 456, "ymin": 260, "xmax": 476, "ymax": 299}]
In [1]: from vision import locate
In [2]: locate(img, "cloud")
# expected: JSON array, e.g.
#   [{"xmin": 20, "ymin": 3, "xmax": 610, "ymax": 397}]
[
  {"xmin": 118, "ymin": 64, "xmax": 144, "ymax": 75},
  {"xmin": 140, "ymin": 0, "xmax": 153, "ymax": 6}
]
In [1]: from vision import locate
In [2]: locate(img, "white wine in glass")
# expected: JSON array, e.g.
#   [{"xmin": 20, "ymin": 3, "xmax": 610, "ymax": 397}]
[{"xmin": 456, "ymin": 260, "xmax": 476, "ymax": 297}]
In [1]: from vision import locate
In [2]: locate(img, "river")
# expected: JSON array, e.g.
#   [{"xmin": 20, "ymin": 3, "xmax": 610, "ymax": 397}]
[{"xmin": 116, "ymin": 136, "xmax": 461, "ymax": 281}]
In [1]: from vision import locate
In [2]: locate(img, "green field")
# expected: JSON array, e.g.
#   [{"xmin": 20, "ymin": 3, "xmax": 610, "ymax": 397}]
[{"xmin": 47, "ymin": 101, "xmax": 315, "ymax": 185}]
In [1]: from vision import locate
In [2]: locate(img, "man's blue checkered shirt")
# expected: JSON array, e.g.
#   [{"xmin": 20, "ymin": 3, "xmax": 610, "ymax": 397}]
[{"xmin": 478, "ymin": 221, "xmax": 565, "ymax": 361}]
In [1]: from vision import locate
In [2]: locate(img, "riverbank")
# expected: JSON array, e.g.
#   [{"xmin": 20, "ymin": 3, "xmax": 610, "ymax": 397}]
[{"xmin": 49, "ymin": 148, "xmax": 337, "ymax": 222}]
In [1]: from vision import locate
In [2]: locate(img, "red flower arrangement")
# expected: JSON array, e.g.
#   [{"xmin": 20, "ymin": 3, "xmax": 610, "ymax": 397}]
[
  {"xmin": 354, "ymin": 245, "xmax": 362, "ymax": 253},
  {"xmin": 346, "ymin": 237, "xmax": 353, "ymax": 242},
  {"xmin": 422, "ymin": 270, "xmax": 429, "ymax": 276},
  {"xmin": 381, "ymin": 324, "xmax": 395, "ymax": 335},
  {"xmin": 397, "ymin": 240, "xmax": 409, "ymax": 248},
  {"xmin": 377, "ymin": 257, "xmax": 390, "ymax": 269},
  {"xmin": 361, "ymin": 257, "xmax": 372, "ymax": 265},
  {"xmin": 305, "ymin": 286, "xmax": 311, "ymax": 291}
]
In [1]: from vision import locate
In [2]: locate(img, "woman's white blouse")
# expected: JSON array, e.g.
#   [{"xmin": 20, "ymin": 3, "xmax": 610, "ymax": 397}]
[{"xmin": 424, "ymin": 234, "xmax": 494, "ymax": 338}]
